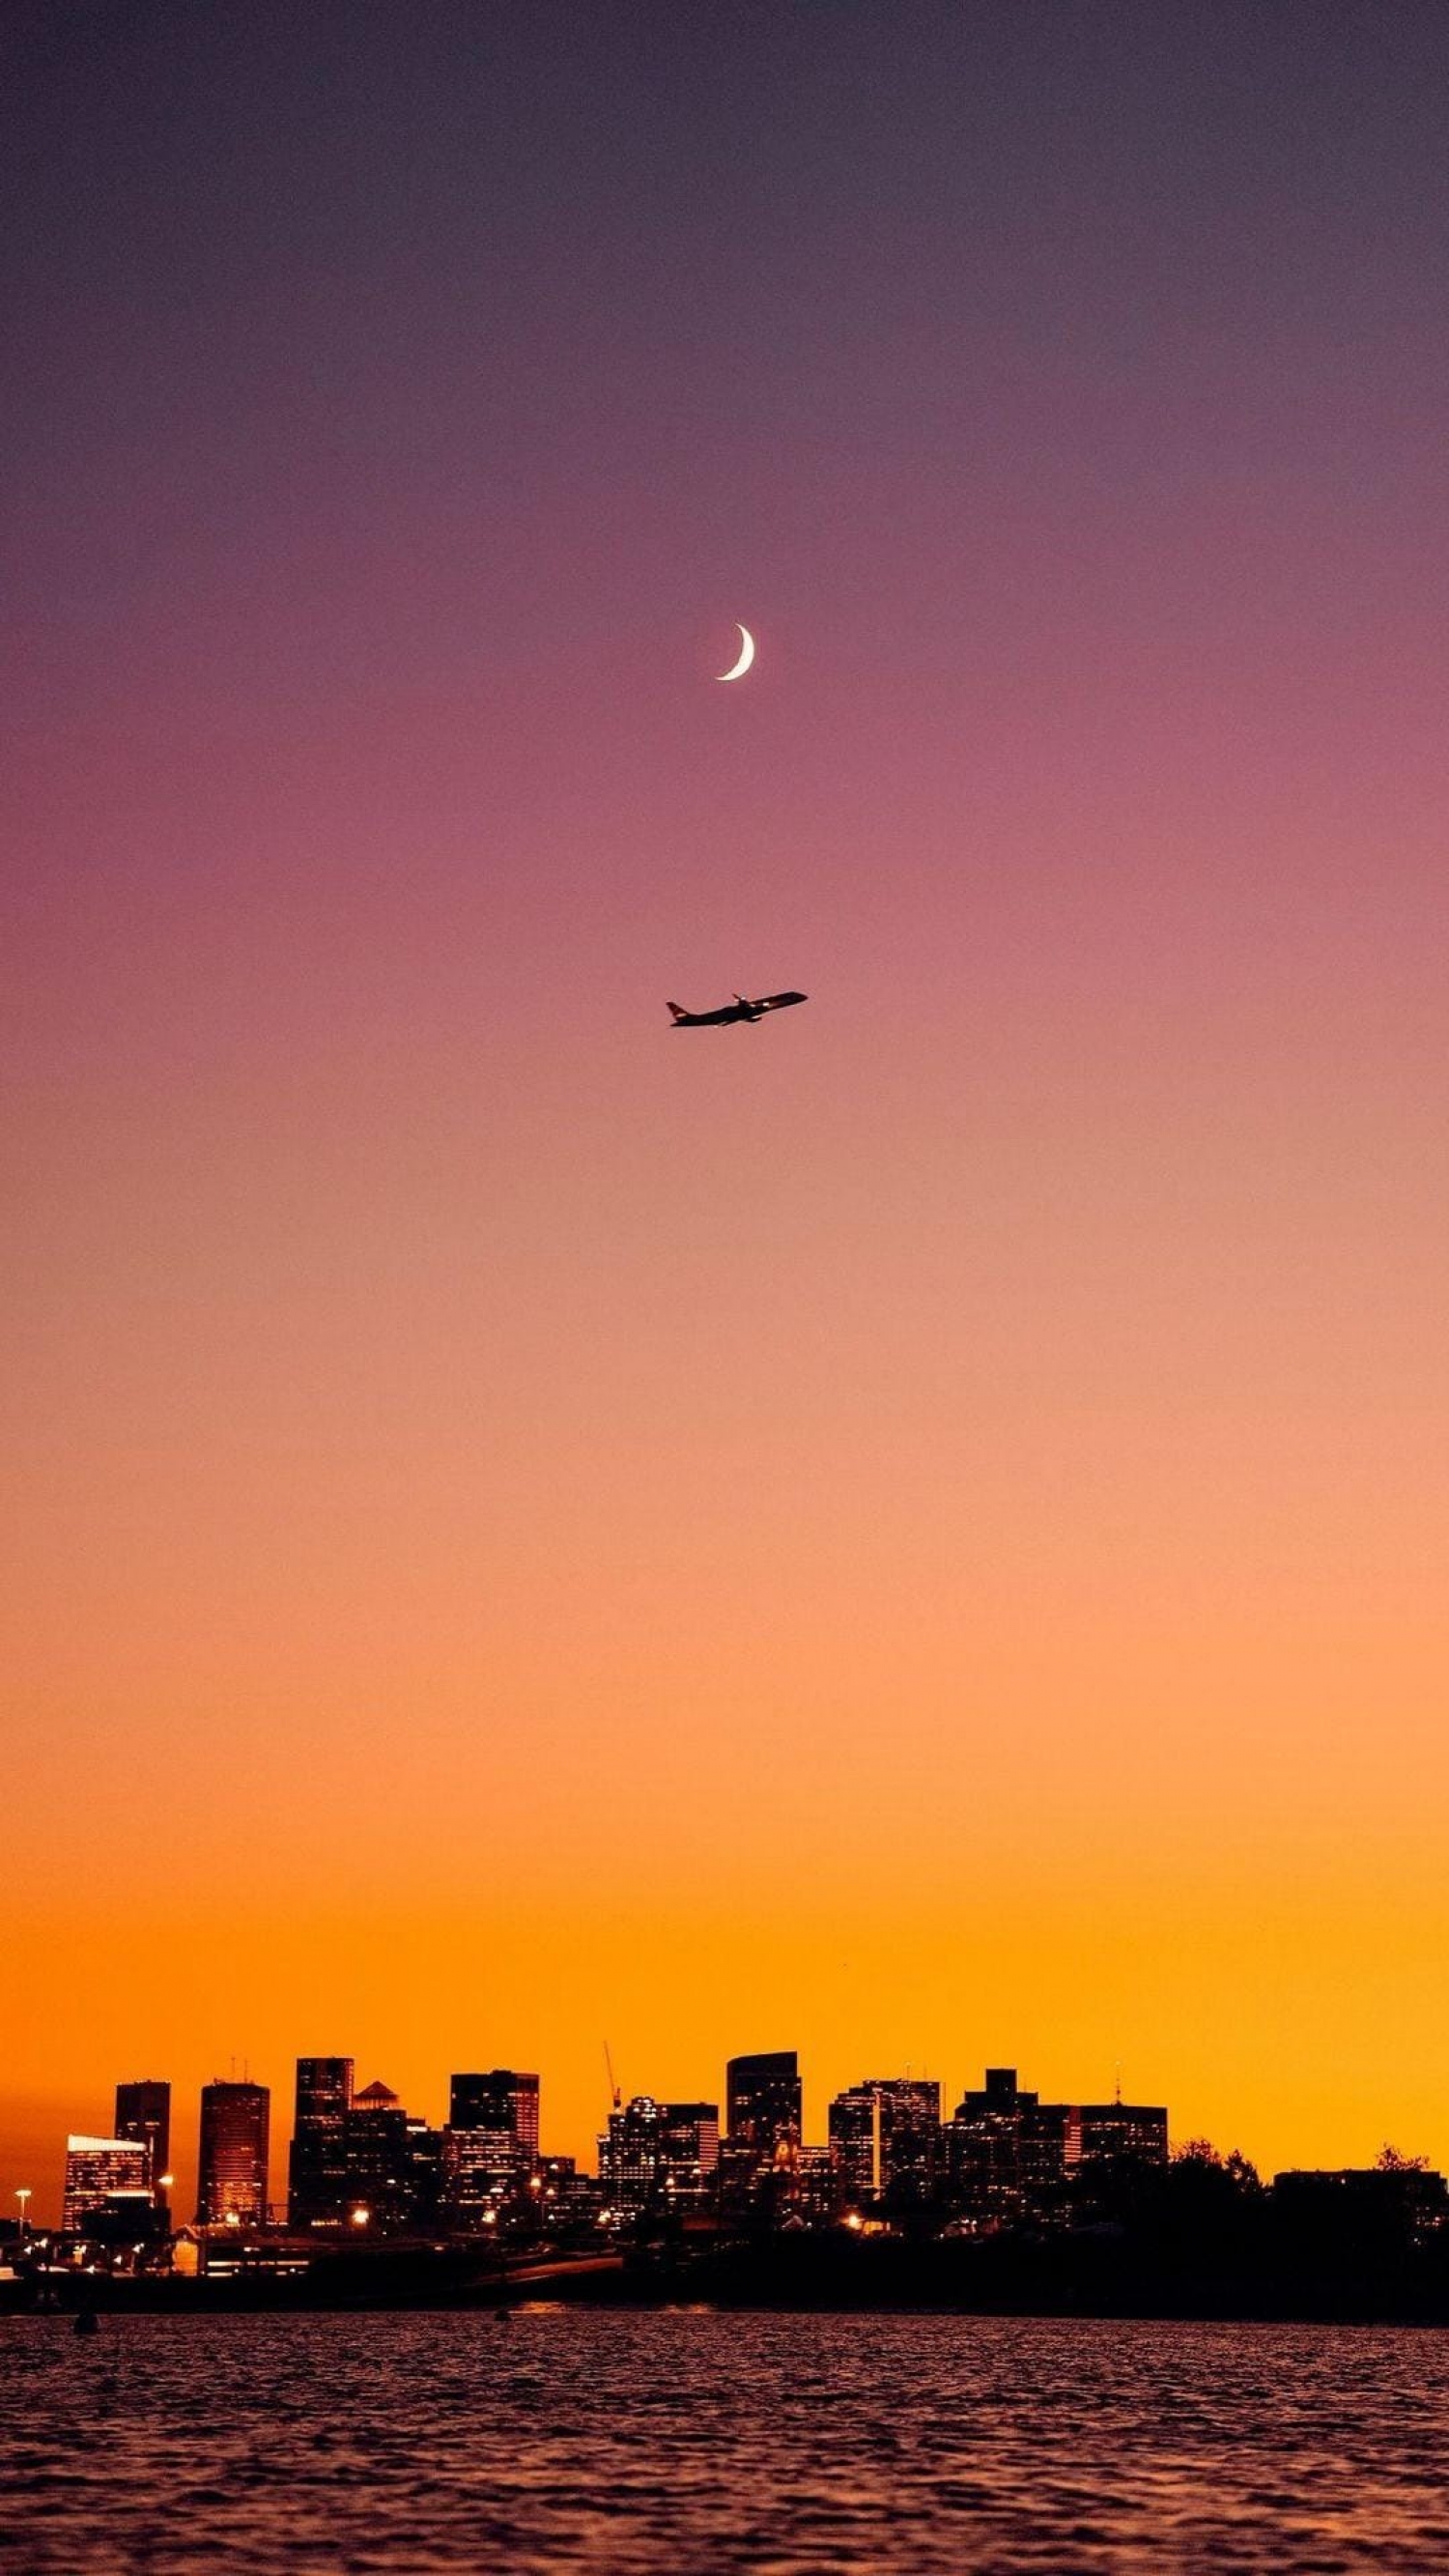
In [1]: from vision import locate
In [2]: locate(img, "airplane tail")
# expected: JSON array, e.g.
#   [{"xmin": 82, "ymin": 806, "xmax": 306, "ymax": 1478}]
[{"xmin": 667, "ymin": 1001, "xmax": 688, "ymax": 1022}]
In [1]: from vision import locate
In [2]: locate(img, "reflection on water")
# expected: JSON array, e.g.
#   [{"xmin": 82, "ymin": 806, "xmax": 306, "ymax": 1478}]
[{"xmin": 4, "ymin": 2309, "xmax": 1449, "ymax": 2571}]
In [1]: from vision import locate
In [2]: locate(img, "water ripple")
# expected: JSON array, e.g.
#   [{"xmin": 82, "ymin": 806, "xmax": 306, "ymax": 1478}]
[{"xmin": 3, "ymin": 2312, "xmax": 1449, "ymax": 2571}]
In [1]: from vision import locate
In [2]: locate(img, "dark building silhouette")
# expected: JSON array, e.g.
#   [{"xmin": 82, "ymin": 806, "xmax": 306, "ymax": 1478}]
[
  {"xmin": 598, "ymin": 2097, "xmax": 719, "ymax": 2216},
  {"xmin": 829, "ymin": 2079, "xmax": 941, "ymax": 2206},
  {"xmin": 444, "ymin": 2070, "xmax": 542, "ymax": 2231},
  {"xmin": 342, "ymin": 2079, "xmax": 413, "ymax": 2230},
  {"xmin": 449, "ymin": 2071, "xmax": 540, "ymax": 2157},
  {"xmin": 720, "ymin": 2050, "xmax": 802, "ymax": 2220},
  {"xmin": 946, "ymin": 2069, "xmax": 1069, "ymax": 2228},
  {"xmin": 114, "ymin": 2079, "xmax": 171, "ymax": 2201},
  {"xmin": 197, "ymin": 2079, "xmax": 270, "ymax": 2227},
  {"xmin": 1066, "ymin": 2099, "xmax": 1169, "ymax": 2175},
  {"xmin": 792, "ymin": 2143, "xmax": 839, "ymax": 2226},
  {"xmin": 290, "ymin": 2061, "xmax": 439, "ymax": 2234},
  {"xmin": 726, "ymin": 2052, "xmax": 802, "ymax": 2155},
  {"xmin": 288, "ymin": 2057, "xmax": 355, "ymax": 2228},
  {"xmin": 405, "ymin": 2117, "xmax": 445, "ymax": 2228}
]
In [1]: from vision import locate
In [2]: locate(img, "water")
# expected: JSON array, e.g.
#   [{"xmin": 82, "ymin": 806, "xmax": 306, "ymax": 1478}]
[{"xmin": 4, "ymin": 2308, "xmax": 1449, "ymax": 2572}]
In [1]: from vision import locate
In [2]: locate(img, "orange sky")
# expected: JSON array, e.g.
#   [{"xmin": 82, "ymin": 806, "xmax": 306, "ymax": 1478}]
[{"xmin": 7, "ymin": 6, "xmax": 1449, "ymax": 2222}]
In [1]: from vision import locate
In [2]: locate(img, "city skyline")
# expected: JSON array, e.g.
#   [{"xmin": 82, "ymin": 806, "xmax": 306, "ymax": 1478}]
[
  {"xmin": 8, "ymin": 6, "xmax": 1449, "ymax": 2249},
  {"xmin": 11, "ymin": 2028, "xmax": 1428, "ymax": 2232},
  {"xmin": 21, "ymin": 2041, "xmax": 1181, "ymax": 2243}
]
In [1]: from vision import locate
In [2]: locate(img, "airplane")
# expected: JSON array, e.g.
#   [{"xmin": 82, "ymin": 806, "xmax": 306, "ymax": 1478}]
[{"xmin": 667, "ymin": 990, "xmax": 809, "ymax": 1028}]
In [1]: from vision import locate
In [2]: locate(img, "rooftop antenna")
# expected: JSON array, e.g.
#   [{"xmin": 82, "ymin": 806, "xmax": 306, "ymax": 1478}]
[{"xmin": 1114, "ymin": 2061, "xmax": 1122, "ymax": 2106}]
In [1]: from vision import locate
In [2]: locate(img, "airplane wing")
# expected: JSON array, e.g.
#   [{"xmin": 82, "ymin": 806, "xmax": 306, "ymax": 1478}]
[{"xmin": 750, "ymin": 990, "xmax": 808, "ymax": 1013}]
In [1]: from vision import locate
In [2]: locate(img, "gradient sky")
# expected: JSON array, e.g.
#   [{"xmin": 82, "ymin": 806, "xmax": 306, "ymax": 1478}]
[{"xmin": 7, "ymin": 1, "xmax": 1449, "ymax": 2221}]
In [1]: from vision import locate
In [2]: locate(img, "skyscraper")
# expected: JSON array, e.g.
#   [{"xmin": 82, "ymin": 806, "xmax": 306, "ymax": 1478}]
[
  {"xmin": 443, "ymin": 2070, "xmax": 541, "ymax": 2230},
  {"xmin": 448, "ymin": 2070, "xmax": 540, "ymax": 2159},
  {"xmin": 720, "ymin": 2049, "xmax": 803, "ymax": 2221},
  {"xmin": 343, "ymin": 2079, "xmax": 414, "ymax": 2230},
  {"xmin": 62, "ymin": 2135, "xmax": 150, "ymax": 2232},
  {"xmin": 197, "ymin": 2079, "xmax": 270, "ymax": 2227},
  {"xmin": 946, "ymin": 2068, "xmax": 1069, "ymax": 2228},
  {"xmin": 1066, "ymin": 2100, "xmax": 1169, "ymax": 2171},
  {"xmin": 597, "ymin": 2098, "xmax": 719, "ymax": 2216},
  {"xmin": 114, "ymin": 2079, "xmax": 171, "ymax": 2199},
  {"xmin": 828, "ymin": 2078, "xmax": 942, "ymax": 2205},
  {"xmin": 725, "ymin": 2051, "xmax": 802, "ymax": 2156},
  {"xmin": 288, "ymin": 2056, "xmax": 355, "ymax": 2228}
]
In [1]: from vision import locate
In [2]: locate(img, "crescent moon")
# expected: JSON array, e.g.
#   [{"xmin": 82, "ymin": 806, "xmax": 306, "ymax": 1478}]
[{"xmin": 716, "ymin": 622, "xmax": 755, "ymax": 682}]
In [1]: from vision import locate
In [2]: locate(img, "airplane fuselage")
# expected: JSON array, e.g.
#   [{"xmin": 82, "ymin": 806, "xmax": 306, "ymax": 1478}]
[{"xmin": 667, "ymin": 990, "xmax": 807, "ymax": 1028}]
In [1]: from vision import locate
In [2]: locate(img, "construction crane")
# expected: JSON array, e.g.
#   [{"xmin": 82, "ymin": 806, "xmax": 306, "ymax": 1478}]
[{"xmin": 603, "ymin": 2042, "xmax": 621, "ymax": 2113}]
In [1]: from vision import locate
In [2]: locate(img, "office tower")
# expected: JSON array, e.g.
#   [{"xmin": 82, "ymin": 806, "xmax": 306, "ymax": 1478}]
[
  {"xmin": 114, "ymin": 2080, "xmax": 171, "ymax": 2198},
  {"xmin": 442, "ymin": 2071, "xmax": 541, "ymax": 2232},
  {"xmin": 444, "ymin": 2070, "xmax": 537, "ymax": 2223},
  {"xmin": 725, "ymin": 2051, "xmax": 802, "ymax": 2156},
  {"xmin": 288, "ymin": 2057, "xmax": 355, "ymax": 2228},
  {"xmin": 343, "ymin": 2079, "xmax": 413, "ymax": 2230},
  {"xmin": 1066, "ymin": 2100, "xmax": 1169, "ymax": 2172},
  {"xmin": 828, "ymin": 2078, "xmax": 942, "ymax": 2206},
  {"xmin": 720, "ymin": 2049, "xmax": 804, "ymax": 2221},
  {"xmin": 538, "ymin": 2153, "xmax": 596, "ymax": 2223},
  {"xmin": 197, "ymin": 2079, "xmax": 270, "ymax": 2227},
  {"xmin": 946, "ymin": 2068, "xmax": 1069, "ymax": 2228},
  {"xmin": 792, "ymin": 2144, "xmax": 839, "ymax": 2227},
  {"xmin": 404, "ymin": 2117, "xmax": 445, "ymax": 2230},
  {"xmin": 448, "ymin": 2071, "xmax": 540, "ymax": 2160},
  {"xmin": 443, "ymin": 2125, "xmax": 522, "ymax": 2230},
  {"xmin": 62, "ymin": 2135, "xmax": 150, "ymax": 2232},
  {"xmin": 597, "ymin": 2097, "xmax": 719, "ymax": 2216}
]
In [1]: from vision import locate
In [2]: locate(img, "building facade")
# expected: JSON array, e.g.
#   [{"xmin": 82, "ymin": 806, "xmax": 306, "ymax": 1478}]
[
  {"xmin": 946, "ymin": 2068, "xmax": 1069, "ymax": 2229},
  {"xmin": 288, "ymin": 2057, "xmax": 355, "ymax": 2228},
  {"xmin": 114, "ymin": 2080, "xmax": 171, "ymax": 2208},
  {"xmin": 62, "ymin": 2135, "xmax": 150, "ymax": 2232},
  {"xmin": 829, "ymin": 2078, "xmax": 942, "ymax": 2207},
  {"xmin": 720, "ymin": 2049, "xmax": 803, "ymax": 2220},
  {"xmin": 598, "ymin": 2098, "xmax": 720, "ymax": 2217},
  {"xmin": 449, "ymin": 2071, "xmax": 540, "ymax": 2158},
  {"xmin": 1065, "ymin": 2101, "xmax": 1169, "ymax": 2172},
  {"xmin": 443, "ymin": 2070, "xmax": 542, "ymax": 2230},
  {"xmin": 197, "ymin": 2079, "xmax": 270, "ymax": 2227}
]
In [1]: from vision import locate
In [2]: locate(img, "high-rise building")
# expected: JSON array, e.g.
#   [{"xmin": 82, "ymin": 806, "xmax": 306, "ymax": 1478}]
[
  {"xmin": 597, "ymin": 2098, "xmax": 719, "ymax": 2216},
  {"xmin": 443, "ymin": 2125, "xmax": 521, "ymax": 2230},
  {"xmin": 828, "ymin": 2078, "xmax": 941, "ymax": 2206},
  {"xmin": 343, "ymin": 2079, "xmax": 413, "ymax": 2230},
  {"xmin": 719, "ymin": 2049, "xmax": 804, "ymax": 2222},
  {"xmin": 443, "ymin": 2071, "xmax": 541, "ymax": 2231},
  {"xmin": 725, "ymin": 2052, "xmax": 802, "ymax": 2156},
  {"xmin": 448, "ymin": 2071, "xmax": 540, "ymax": 2159},
  {"xmin": 114, "ymin": 2080, "xmax": 171, "ymax": 2198},
  {"xmin": 1065, "ymin": 2101, "xmax": 1169, "ymax": 2172},
  {"xmin": 404, "ymin": 2118, "xmax": 445, "ymax": 2230},
  {"xmin": 62, "ymin": 2135, "xmax": 150, "ymax": 2232},
  {"xmin": 792, "ymin": 2144, "xmax": 839, "ymax": 2227},
  {"xmin": 197, "ymin": 2079, "xmax": 270, "ymax": 2227},
  {"xmin": 288, "ymin": 2057, "xmax": 355, "ymax": 2228},
  {"xmin": 946, "ymin": 2068, "xmax": 1069, "ymax": 2228}
]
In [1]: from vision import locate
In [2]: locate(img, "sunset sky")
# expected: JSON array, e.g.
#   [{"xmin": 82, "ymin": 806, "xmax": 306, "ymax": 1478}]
[{"xmin": 7, "ymin": 2, "xmax": 1449, "ymax": 2220}]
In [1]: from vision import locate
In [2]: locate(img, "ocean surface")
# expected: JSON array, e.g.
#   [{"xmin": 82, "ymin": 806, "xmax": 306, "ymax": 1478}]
[{"xmin": 4, "ymin": 2308, "xmax": 1449, "ymax": 2573}]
